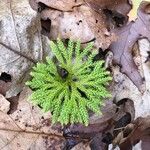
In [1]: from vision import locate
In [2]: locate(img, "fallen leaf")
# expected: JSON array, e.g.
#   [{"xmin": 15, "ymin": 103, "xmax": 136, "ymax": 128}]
[
  {"xmin": 0, "ymin": 0, "xmax": 49, "ymax": 98},
  {"xmin": 110, "ymin": 2, "xmax": 150, "ymax": 90},
  {"xmin": 63, "ymin": 121, "xmax": 112, "ymax": 140},
  {"xmin": 0, "ymin": 94, "xmax": 10, "ymax": 113},
  {"xmin": 128, "ymin": 0, "xmax": 150, "ymax": 21},
  {"xmin": 85, "ymin": 0, "xmax": 131, "ymax": 16},
  {"xmin": 109, "ymin": 39, "xmax": 150, "ymax": 149},
  {"xmin": 78, "ymin": 5, "xmax": 116, "ymax": 49},
  {"xmin": 113, "ymin": 131, "xmax": 124, "ymax": 147},
  {"xmin": 31, "ymin": 0, "xmax": 131, "ymax": 16},
  {"xmin": 111, "ymin": 39, "xmax": 150, "ymax": 121},
  {"xmin": 71, "ymin": 142, "xmax": 91, "ymax": 150},
  {"xmin": 141, "ymin": 136, "xmax": 150, "ymax": 150},
  {"xmin": 144, "ymin": 3, "xmax": 150, "ymax": 13},
  {"xmin": 30, "ymin": 0, "xmax": 84, "ymax": 11},
  {"xmin": 0, "ymin": 80, "xmax": 11, "ymax": 96},
  {"xmin": 0, "ymin": 87, "xmax": 65, "ymax": 149},
  {"xmin": 119, "ymin": 116, "xmax": 150, "ymax": 150},
  {"xmin": 90, "ymin": 133, "xmax": 109, "ymax": 150},
  {"xmin": 30, "ymin": 0, "xmax": 116, "ymax": 49}
]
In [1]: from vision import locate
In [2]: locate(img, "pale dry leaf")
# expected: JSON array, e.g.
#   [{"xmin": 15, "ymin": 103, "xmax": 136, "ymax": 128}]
[
  {"xmin": 0, "ymin": 0, "xmax": 49, "ymax": 98},
  {"xmin": 40, "ymin": 4, "xmax": 116, "ymax": 49},
  {"xmin": 79, "ymin": 5, "xmax": 116, "ymax": 49},
  {"xmin": 71, "ymin": 142, "xmax": 91, "ymax": 150},
  {"xmin": 0, "ymin": 94, "xmax": 10, "ymax": 113},
  {"xmin": 112, "ymin": 131, "xmax": 124, "ymax": 147},
  {"xmin": 128, "ymin": 0, "xmax": 150, "ymax": 21},
  {"xmin": 0, "ymin": 87, "xmax": 65, "ymax": 150}
]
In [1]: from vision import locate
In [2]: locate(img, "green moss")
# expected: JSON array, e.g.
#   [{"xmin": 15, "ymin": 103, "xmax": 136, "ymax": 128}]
[{"xmin": 26, "ymin": 39, "xmax": 112, "ymax": 126}]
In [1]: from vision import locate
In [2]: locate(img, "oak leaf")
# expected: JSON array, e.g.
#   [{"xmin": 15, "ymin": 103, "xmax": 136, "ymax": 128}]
[{"xmin": 110, "ymin": 2, "xmax": 150, "ymax": 90}]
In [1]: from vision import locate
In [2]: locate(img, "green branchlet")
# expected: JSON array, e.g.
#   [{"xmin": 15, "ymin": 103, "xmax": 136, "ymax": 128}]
[{"xmin": 26, "ymin": 39, "xmax": 112, "ymax": 126}]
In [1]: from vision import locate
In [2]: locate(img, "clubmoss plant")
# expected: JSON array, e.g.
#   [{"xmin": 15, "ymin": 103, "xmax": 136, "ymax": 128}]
[{"xmin": 26, "ymin": 38, "xmax": 112, "ymax": 126}]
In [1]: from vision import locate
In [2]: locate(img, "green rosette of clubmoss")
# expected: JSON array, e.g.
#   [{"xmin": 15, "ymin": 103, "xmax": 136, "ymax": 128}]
[{"xmin": 26, "ymin": 38, "xmax": 112, "ymax": 126}]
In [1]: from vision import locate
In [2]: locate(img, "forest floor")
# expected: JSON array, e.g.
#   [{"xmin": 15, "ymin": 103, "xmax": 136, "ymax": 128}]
[{"xmin": 0, "ymin": 0, "xmax": 150, "ymax": 150}]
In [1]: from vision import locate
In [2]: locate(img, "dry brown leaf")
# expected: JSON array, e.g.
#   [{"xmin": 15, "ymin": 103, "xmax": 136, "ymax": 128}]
[
  {"xmin": 79, "ymin": 6, "xmax": 117, "ymax": 49},
  {"xmin": 110, "ymin": 39, "xmax": 150, "ymax": 149},
  {"xmin": 90, "ymin": 133, "xmax": 109, "ymax": 150},
  {"xmin": 40, "ymin": 4, "xmax": 116, "ymax": 49},
  {"xmin": 144, "ymin": 3, "xmax": 150, "ymax": 13},
  {"xmin": 113, "ymin": 131, "xmax": 124, "ymax": 146},
  {"xmin": 85, "ymin": 0, "xmax": 131, "ymax": 16},
  {"xmin": 30, "ymin": 0, "xmax": 84, "ymax": 11},
  {"xmin": 0, "ymin": 88, "xmax": 65, "ymax": 149},
  {"xmin": 119, "ymin": 116, "xmax": 150, "ymax": 150}
]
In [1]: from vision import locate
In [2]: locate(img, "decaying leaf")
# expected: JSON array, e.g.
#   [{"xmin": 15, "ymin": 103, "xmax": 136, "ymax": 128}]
[
  {"xmin": 112, "ymin": 39, "xmax": 150, "ymax": 117},
  {"xmin": 85, "ymin": 0, "xmax": 131, "ymax": 16},
  {"xmin": 0, "ymin": 94, "xmax": 10, "ymax": 113},
  {"xmin": 119, "ymin": 116, "xmax": 150, "ymax": 150},
  {"xmin": 0, "ymin": 0, "xmax": 50, "ymax": 98},
  {"xmin": 90, "ymin": 133, "xmax": 110, "ymax": 150},
  {"xmin": 144, "ymin": 3, "xmax": 150, "ymax": 13},
  {"xmin": 0, "ymin": 87, "xmax": 65, "ymax": 149},
  {"xmin": 1, "ymin": 0, "xmax": 150, "ymax": 149},
  {"xmin": 109, "ymin": 39, "xmax": 150, "ymax": 149},
  {"xmin": 110, "ymin": 2, "xmax": 150, "ymax": 90},
  {"xmin": 71, "ymin": 142, "xmax": 91, "ymax": 150},
  {"xmin": 30, "ymin": 0, "xmax": 117, "ymax": 50},
  {"xmin": 30, "ymin": 0, "xmax": 84, "ymax": 11}
]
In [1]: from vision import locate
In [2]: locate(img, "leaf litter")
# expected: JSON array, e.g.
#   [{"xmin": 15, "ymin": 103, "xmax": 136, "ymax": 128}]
[
  {"xmin": 110, "ymin": 1, "xmax": 150, "ymax": 91},
  {"xmin": 0, "ymin": 0, "xmax": 150, "ymax": 149},
  {"xmin": 0, "ymin": 88, "xmax": 65, "ymax": 150},
  {"xmin": 0, "ymin": 0, "xmax": 49, "ymax": 98},
  {"xmin": 30, "ymin": 0, "xmax": 116, "ymax": 49}
]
